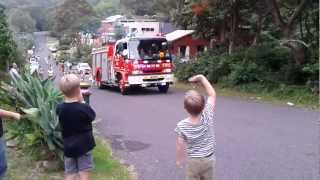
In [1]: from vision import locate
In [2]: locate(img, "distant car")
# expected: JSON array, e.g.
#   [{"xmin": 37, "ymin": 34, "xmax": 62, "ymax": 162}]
[
  {"xmin": 48, "ymin": 69, "xmax": 54, "ymax": 77},
  {"xmin": 49, "ymin": 47, "xmax": 57, "ymax": 53},
  {"xmin": 77, "ymin": 63, "xmax": 91, "ymax": 74}
]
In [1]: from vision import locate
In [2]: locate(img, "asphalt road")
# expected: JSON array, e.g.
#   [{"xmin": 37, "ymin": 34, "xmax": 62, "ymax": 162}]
[
  {"xmin": 90, "ymin": 86, "xmax": 319, "ymax": 180},
  {"xmin": 33, "ymin": 31, "xmax": 58, "ymax": 80},
  {"xmin": 34, "ymin": 33, "xmax": 320, "ymax": 180}
]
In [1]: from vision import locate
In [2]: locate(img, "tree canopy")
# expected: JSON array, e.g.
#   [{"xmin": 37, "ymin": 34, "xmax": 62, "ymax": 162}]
[
  {"xmin": 52, "ymin": 0, "xmax": 100, "ymax": 35},
  {"xmin": 7, "ymin": 8, "xmax": 37, "ymax": 33},
  {"xmin": 0, "ymin": 5, "xmax": 19, "ymax": 71}
]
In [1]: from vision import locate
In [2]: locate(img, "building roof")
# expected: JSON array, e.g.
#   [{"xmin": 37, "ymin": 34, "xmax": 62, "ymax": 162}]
[
  {"xmin": 104, "ymin": 15, "xmax": 125, "ymax": 23},
  {"xmin": 165, "ymin": 30, "xmax": 195, "ymax": 42}
]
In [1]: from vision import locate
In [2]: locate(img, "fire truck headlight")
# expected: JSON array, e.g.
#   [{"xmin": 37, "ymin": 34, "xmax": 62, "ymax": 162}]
[
  {"xmin": 133, "ymin": 65, "xmax": 140, "ymax": 69},
  {"xmin": 132, "ymin": 70, "xmax": 142, "ymax": 74},
  {"xmin": 163, "ymin": 63, "xmax": 171, "ymax": 68},
  {"xmin": 163, "ymin": 69, "xmax": 172, "ymax": 73}
]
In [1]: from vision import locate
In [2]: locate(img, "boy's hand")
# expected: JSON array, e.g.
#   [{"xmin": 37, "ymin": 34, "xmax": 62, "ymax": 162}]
[
  {"xmin": 78, "ymin": 90, "xmax": 85, "ymax": 103},
  {"xmin": 188, "ymin": 74, "xmax": 205, "ymax": 83},
  {"xmin": 14, "ymin": 113, "xmax": 21, "ymax": 120},
  {"xmin": 12, "ymin": 113, "xmax": 21, "ymax": 120}
]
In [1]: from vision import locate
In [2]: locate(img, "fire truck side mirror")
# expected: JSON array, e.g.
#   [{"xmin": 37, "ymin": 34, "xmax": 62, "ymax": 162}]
[
  {"xmin": 162, "ymin": 42, "xmax": 168, "ymax": 50},
  {"xmin": 122, "ymin": 49, "xmax": 128, "ymax": 59}
]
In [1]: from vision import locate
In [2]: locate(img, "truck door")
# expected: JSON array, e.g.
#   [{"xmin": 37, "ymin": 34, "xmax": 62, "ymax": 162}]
[{"xmin": 101, "ymin": 52, "xmax": 109, "ymax": 82}]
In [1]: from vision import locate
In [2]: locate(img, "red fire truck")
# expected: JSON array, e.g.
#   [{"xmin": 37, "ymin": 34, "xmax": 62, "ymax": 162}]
[{"xmin": 92, "ymin": 35, "xmax": 174, "ymax": 95}]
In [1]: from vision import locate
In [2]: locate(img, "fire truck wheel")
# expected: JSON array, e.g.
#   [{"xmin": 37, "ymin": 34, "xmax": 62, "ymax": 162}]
[
  {"xmin": 98, "ymin": 83, "xmax": 105, "ymax": 89},
  {"xmin": 119, "ymin": 83, "xmax": 129, "ymax": 95},
  {"xmin": 158, "ymin": 84, "xmax": 169, "ymax": 93}
]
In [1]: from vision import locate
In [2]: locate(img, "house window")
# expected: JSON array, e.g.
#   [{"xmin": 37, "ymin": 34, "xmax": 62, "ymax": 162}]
[
  {"xmin": 131, "ymin": 28, "xmax": 137, "ymax": 33},
  {"xmin": 179, "ymin": 46, "xmax": 186, "ymax": 57},
  {"xmin": 116, "ymin": 42, "xmax": 127, "ymax": 55},
  {"xmin": 150, "ymin": 28, "xmax": 154, "ymax": 32},
  {"xmin": 197, "ymin": 45, "xmax": 205, "ymax": 53}
]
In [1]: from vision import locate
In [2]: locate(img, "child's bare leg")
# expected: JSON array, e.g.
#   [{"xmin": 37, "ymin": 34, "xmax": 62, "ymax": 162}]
[
  {"xmin": 79, "ymin": 171, "xmax": 90, "ymax": 180},
  {"xmin": 66, "ymin": 174, "xmax": 77, "ymax": 180}
]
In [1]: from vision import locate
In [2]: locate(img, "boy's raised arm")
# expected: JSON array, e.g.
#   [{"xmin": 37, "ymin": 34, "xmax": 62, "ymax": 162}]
[{"xmin": 189, "ymin": 74, "xmax": 216, "ymax": 106}]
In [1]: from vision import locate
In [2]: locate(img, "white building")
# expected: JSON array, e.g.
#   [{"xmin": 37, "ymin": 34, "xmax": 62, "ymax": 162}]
[{"xmin": 120, "ymin": 18, "xmax": 160, "ymax": 36}]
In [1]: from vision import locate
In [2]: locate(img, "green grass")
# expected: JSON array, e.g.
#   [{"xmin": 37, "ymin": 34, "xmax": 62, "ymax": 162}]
[
  {"xmin": 174, "ymin": 82, "xmax": 319, "ymax": 110},
  {"xmin": 92, "ymin": 139, "xmax": 129, "ymax": 180},
  {"xmin": 6, "ymin": 138, "xmax": 129, "ymax": 180}
]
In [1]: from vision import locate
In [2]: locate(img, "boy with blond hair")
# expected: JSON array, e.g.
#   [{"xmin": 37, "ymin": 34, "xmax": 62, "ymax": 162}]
[
  {"xmin": 56, "ymin": 74, "xmax": 96, "ymax": 180},
  {"xmin": 175, "ymin": 74, "xmax": 217, "ymax": 180}
]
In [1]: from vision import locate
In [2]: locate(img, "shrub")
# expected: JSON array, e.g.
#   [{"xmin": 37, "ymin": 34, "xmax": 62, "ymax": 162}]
[
  {"xmin": 174, "ymin": 42, "xmax": 316, "ymax": 87},
  {"xmin": 0, "ymin": 74, "xmax": 64, "ymax": 162}
]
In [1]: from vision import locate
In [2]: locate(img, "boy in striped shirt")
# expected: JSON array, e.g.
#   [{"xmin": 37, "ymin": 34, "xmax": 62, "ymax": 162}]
[{"xmin": 175, "ymin": 74, "xmax": 217, "ymax": 180}]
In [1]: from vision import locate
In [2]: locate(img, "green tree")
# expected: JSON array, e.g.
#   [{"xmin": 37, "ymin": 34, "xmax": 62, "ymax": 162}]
[
  {"xmin": 0, "ymin": 5, "xmax": 19, "ymax": 71},
  {"xmin": 120, "ymin": 0, "xmax": 156, "ymax": 16},
  {"xmin": 7, "ymin": 8, "xmax": 37, "ymax": 33},
  {"xmin": 52, "ymin": 0, "xmax": 98, "ymax": 35},
  {"xmin": 94, "ymin": 0, "xmax": 120, "ymax": 17}
]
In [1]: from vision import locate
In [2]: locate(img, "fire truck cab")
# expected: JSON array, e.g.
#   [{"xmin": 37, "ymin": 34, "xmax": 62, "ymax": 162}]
[{"xmin": 92, "ymin": 35, "xmax": 174, "ymax": 95}]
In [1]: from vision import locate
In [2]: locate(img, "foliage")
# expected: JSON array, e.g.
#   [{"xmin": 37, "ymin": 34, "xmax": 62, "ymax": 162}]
[
  {"xmin": 0, "ymin": 4, "xmax": 19, "ymax": 71},
  {"xmin": 94, "ymin": 0, "xmax": 120, "ymax": 17},
  {"xmin": 0, "ymin": 74, "xmax": 64, "ymax": 162},
  {"xmin": 175, "ymin": 42, "xmax": 318, "ymax": 86},
  {"xmin": 120, "ymin": 0, "xmax": 156, "ymax": 16},
  {"xmin": 7, "ymin": 8, "xmax": 37, "ymax": 33},
  {"xmin": 71, "ymin": 44, "xmax": 93, "ymax": 65},
  {"xmin": 0, "ymin": 0, "xmax": 59, "ymax": 8},
  {"xmin": 92, "ymin": 139, "xmax": 129, "ymax": 179},
  {"xmin": 52, "ymin": 0, "xmax": 98, "ymax": 36},
  {"xmin": 57, "ymin": 51, "xmax": 71, "ymax": 63},
  {"xmin": 7, "ymin": 138, "xmax": 130, "ymax": 180}
]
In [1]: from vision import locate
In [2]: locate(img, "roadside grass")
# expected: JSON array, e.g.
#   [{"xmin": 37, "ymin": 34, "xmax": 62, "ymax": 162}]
[
  {"xmin": 6, "ymin": 138, "xmax": 129, "ymax": 180},
  {"xmin": 174, "ymin": 82, "xmax": 319, "ymax": 110},
  {"xmin": 92, "ymin": 139, "xmax": 129, "ymax": 180}
]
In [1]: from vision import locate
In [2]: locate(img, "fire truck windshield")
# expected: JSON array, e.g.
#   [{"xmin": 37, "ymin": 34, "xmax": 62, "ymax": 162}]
[{"xmin": 129, "ymin": 39, "xmax": 170, "ymax": 60}]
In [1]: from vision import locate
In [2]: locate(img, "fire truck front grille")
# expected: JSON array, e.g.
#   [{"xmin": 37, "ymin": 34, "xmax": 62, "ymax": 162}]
[
  {"xmin": 142, "ymin": 69, "xmax": 162, "ymax": 73},
  {"xmin": 143, "ymin": 78, "xmax": 165, "ymax": 82}
]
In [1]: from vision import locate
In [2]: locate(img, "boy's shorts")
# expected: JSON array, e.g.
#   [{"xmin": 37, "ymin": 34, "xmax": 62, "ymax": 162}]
[
  {"xmin": 64, "ymin": 151, "xmax": 94, "ymax": 175},
  {"xmin": 186, "ymin": 156, "xmax": 216, "ymax": 180}
]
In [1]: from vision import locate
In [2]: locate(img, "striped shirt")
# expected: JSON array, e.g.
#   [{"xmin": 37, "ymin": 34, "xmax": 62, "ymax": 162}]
[{"xmin": 175, "ymin": 102, "xmax": 216, "ymax": 158}]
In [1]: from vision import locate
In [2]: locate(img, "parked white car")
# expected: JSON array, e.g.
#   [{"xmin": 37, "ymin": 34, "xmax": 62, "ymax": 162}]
[{"xmin": 77, "ymin": 63, "xmax": 91, "ymax": 74}]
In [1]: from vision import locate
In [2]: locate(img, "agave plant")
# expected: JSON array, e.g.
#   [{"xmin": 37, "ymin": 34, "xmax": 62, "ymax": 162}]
[{"xmin": 0, "ymin": 73, "xmax": 64, "ymax": 161}]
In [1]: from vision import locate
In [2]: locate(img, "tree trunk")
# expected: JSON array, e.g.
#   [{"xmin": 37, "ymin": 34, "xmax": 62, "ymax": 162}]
[
  {"xmin": 228, "ymin": 40, "xmax": 234, "ymax": 55},
  {"xmin": 268, "ymin": 0, "xmax": 308, "ymax": 65},
  {"xmin": 252, "ymin": 16, "xmax": 263, "ymax": 46},
  {"xmin": 228, "ymin": 1, "xmax": 239, "ymax": 55},
  {"xmin": 286, "ymin": 42, "xmax": 305, "ymax": 65}
]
